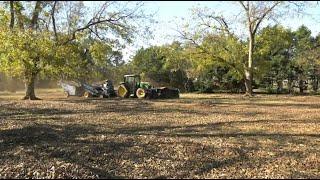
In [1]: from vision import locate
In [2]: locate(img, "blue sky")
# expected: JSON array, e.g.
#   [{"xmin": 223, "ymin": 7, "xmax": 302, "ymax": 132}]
[
  {"xmin": 142, "ymin": 1, "xmax": 320, "ymax": 44},
  {"xmin": 86, "ymin": 1, "xmax": 320, "ymax": 61},
  {"xmin": 140, "ymin": 1, "xmax": 236, "ymax": 46}
]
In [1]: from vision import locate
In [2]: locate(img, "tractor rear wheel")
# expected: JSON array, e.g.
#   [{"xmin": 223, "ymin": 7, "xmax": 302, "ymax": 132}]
[
  {"xmin": 136, "ymin": 88, "xmax": 146, "ymax": 98},
  {"xmin": 117, "ymin": 84, "xmax": 129, "ymax": 98}
]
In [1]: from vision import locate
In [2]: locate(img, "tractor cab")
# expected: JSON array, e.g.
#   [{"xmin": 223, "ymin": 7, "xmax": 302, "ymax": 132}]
[
  {"xmin": 123, "ymin": 74, "xmax": 141, "ymax": 97},
  {"xmin": 117, "ymin": 74, "xmax": 178, "ymax": 99},
  {"xmin": 118, "ymin": 74, "xmax": 151, "ymax": 98}
]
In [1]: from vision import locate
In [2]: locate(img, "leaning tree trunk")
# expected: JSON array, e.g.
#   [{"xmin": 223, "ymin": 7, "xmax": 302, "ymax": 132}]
[{"xmin": 23, "ymin": 71, "xmax": 40, "ymax": 100}]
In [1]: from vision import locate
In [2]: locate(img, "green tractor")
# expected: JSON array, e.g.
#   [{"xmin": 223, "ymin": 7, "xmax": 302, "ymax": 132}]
[
  {"xmin": 117, "ymin": 74, "xmax": 180, "ymax": 99},
  {"xmin": 117, "ymin": 74, "xmax": 151, "ymax": 98}
]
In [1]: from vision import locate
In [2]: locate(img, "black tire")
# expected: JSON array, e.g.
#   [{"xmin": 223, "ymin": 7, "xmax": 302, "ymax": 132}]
[{"xmin": 102, "ymin": 94, "xmax": 109, "ymax": 98}]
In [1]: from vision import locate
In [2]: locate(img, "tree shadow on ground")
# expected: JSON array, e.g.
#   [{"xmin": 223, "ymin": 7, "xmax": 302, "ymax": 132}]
[
  {"xmin": 0, "ymin": 100, "xmax": 211, "ymax": 120},
  {"xmin": 1, "ymin": 118, "xmax": 319, "ymax": 178},
  {"xmin": 1, "ymin": 96, "xmax": 320, "ymax": 178},
  {"xmin": 0, "ymin": 123, "xmax": 252, "ymax": 178},
  {"xmin": 52, "ymin": 95, "xmax": 320, "ymax": 112}
]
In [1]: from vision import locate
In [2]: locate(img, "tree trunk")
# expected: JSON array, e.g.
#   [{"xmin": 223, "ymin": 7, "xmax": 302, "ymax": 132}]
[
  {"xmin": 277, "ymin": 80, "xmax": 283, "ymax": 94},
  {"xmin": 22, "ymin": 72, "xmax": 41, "ymax": 100},
  {"xmin": 245, "ymin": 32, "xmax": 254, "ymax": 97},
  {"xmin": 288, "ymin": 79, "xmax": 293, "ymax": 94},
  {"xmin": 30, "ymin": 1, "xmax": 42, "ymax": 29},
  {"xmin": 312, "ymin": 78, "xmax": 318, "ymax": 92},
  {"xmin": 244, "ymin": 69, "xmax": 253, "ymax": 96},
  {"xmin": 13, "ymin": 2, "xmax": 24, "ymax": 30},
  {"xmin": 299, "ymin": 79, "xmax": 304, "ymax": 94},
  {"xmin": 22, "ymin": 2, "xmax": 43, "ymax": 100},
  {"xmin": 9, "ymin": 1, "xmax": 14, "ymax": 29},
  {"xmin": 51, "ymin": 1, "xmax": 58, "ymax": 41}
]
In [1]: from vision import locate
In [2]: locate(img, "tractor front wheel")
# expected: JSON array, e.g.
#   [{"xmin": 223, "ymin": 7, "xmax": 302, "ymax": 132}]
[{"xmin": 136, "ymin": 88, "xmax": 146, "ymax": 98}]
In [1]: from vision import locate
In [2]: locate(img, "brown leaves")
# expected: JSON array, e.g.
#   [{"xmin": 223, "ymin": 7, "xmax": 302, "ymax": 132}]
[{"xmin": 0, "ymin": 90, "xmax": 320, "ymax": 178}]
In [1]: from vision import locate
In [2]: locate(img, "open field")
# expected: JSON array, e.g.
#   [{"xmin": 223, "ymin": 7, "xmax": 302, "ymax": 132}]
[{"xmin": 0, "ymin": 89, "xmax": 320, "ymax": 178}]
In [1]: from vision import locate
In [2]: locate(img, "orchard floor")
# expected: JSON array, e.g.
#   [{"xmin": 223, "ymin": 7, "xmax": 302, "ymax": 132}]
[{"xmin": 0, "ymin": 89, "xmax": 319, "ymax": 178}]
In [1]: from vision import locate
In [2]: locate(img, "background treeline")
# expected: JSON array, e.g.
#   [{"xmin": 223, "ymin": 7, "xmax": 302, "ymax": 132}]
[
  {"xmin": 0, "ymin": 1, "xmax": 319, "ymax": 98},
  {"xmin": 1, "ymin": 25, "xmax": 320, "ymax": 94},
  {"xmin": 128, "ymin": 25, "xmax": 320, "ymax": 94}
]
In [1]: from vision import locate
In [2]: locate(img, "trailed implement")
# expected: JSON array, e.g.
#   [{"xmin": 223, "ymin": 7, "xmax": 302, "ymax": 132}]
[{"xmin": 59, "ymin": 80, "xmax": 116, "ymax": 98}]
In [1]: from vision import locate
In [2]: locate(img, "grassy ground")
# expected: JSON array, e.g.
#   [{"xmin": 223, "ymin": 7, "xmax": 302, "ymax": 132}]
[{"xmin": 0, "ymin": 89, "xmax": 319, "ymax": 178}]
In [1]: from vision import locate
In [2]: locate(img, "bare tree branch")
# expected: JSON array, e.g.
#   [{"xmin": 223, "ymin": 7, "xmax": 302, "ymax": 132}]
[
  {"xmin": 195, "ymin": 9, "xmax": 232, "ymax": 36},
  {"xmin": 239, "ymin": 1, "xmax": 248, "ymax": 11},
  {"xmin": 61, "ymin": 2, "xmax": 144, "ymax": 45},
  {"xmin": 252, "ymin": 1, "xmax": 281, "ymax": 35}
]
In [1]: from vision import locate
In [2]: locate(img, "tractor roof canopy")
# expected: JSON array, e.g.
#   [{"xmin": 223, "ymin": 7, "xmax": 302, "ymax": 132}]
[{"xmin": 124, "ymin": 74, "xmax": 140, "ymax": 77}]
